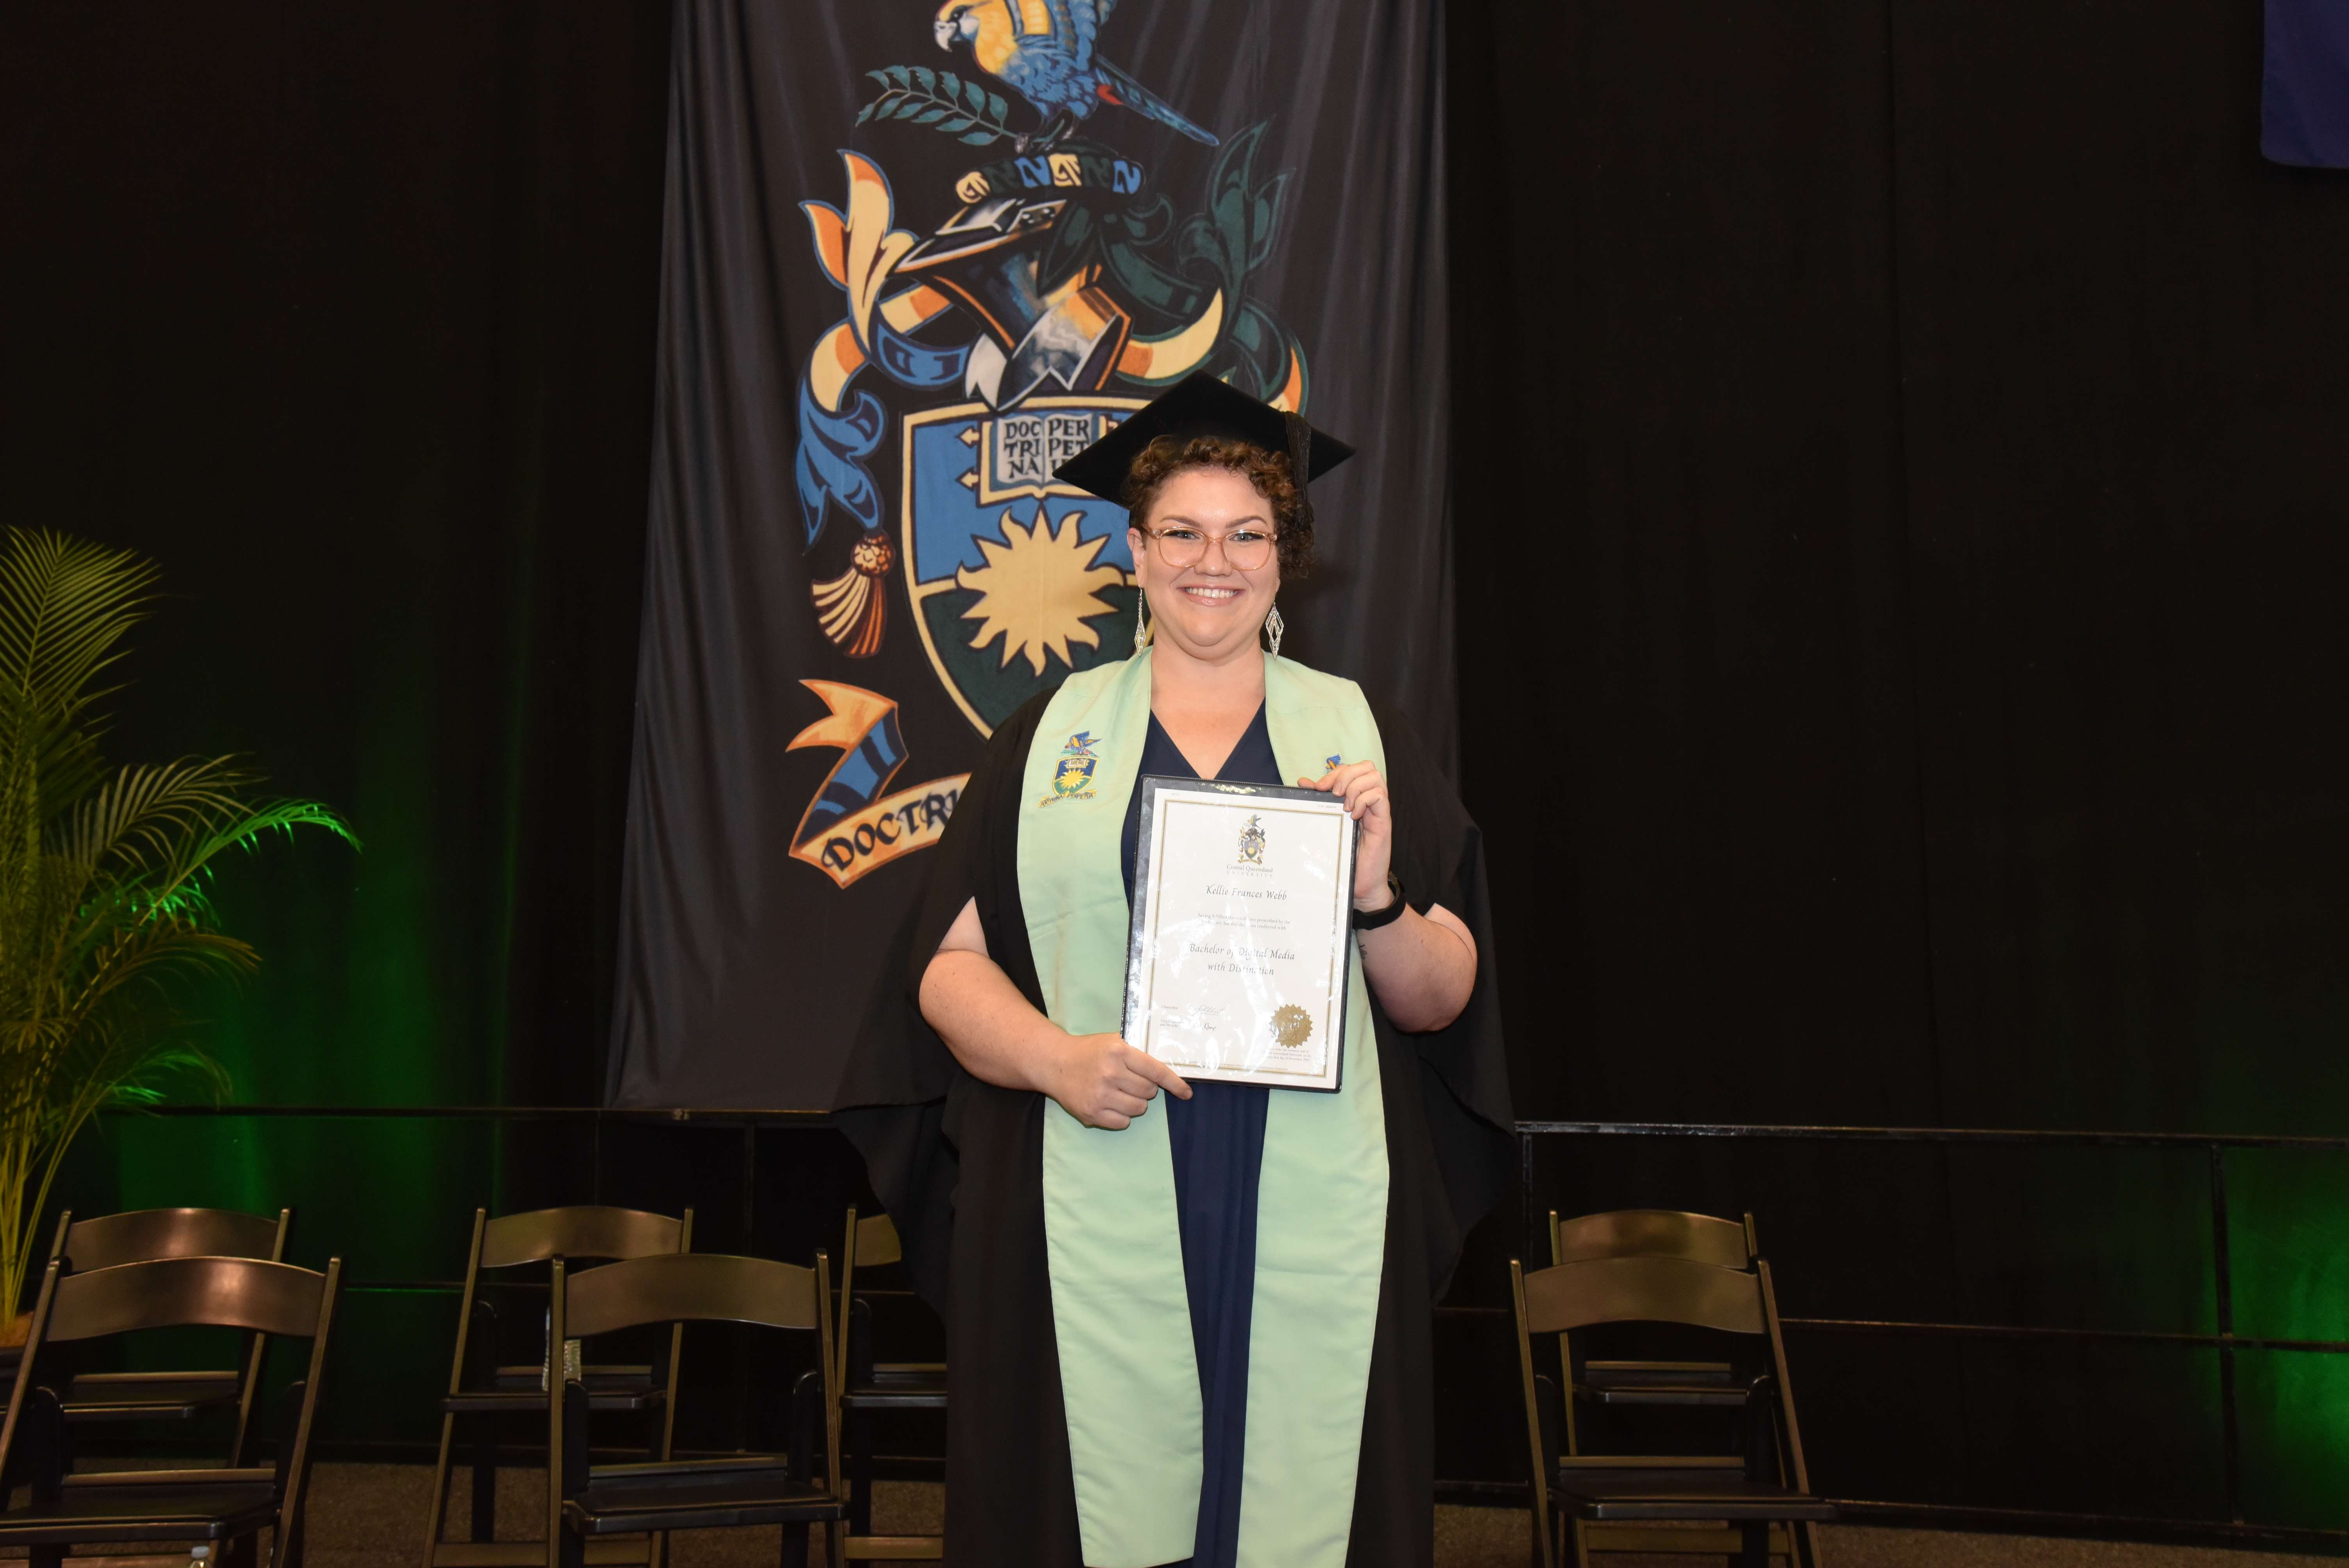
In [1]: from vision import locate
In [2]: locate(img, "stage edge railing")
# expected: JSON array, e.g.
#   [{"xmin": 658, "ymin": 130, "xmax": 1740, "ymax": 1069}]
[{"xmin": 103, "ymin": 1107, "xmax": 2349, "ymax": 1553}]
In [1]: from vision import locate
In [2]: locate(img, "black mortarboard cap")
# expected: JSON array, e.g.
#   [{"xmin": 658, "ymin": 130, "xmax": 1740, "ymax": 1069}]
[{"xmin": 1053, "ymin": 374, "xmax": 1355, "ymax": 526}]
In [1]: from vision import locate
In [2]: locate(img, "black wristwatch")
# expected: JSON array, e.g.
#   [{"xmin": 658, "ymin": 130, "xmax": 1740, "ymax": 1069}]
[{"xmin": 1351, "ymin": 873, "xmax": 1408, "ymax": 931}]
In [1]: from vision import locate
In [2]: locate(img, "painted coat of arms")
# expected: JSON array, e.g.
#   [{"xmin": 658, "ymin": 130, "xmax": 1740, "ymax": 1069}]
[{"xmin": 792, "ymin": 0, "xmax": 1314, "ymax": 738}]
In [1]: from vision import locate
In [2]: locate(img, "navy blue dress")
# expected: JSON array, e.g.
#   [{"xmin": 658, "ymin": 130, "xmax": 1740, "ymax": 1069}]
[{"xmin": 1119, "ymin": 704, "xmax": 1278, "ymax": 1568}]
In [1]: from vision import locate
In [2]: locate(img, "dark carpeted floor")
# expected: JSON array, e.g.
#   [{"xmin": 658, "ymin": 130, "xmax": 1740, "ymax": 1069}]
[
  {"xmin": 330, "ymin": 1463, "xmax": 2327, "ymax": 1568},
  {"xmin": 6, "ymin": 1463, "xmax": 2328, "ymax": 1567}
]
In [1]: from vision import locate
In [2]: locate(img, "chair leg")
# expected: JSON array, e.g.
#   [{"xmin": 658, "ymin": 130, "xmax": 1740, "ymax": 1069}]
[
  {"xmin": 471, "ymin": 1418, "xmax": 498, "ymax": 1543},
  {"xmin": 31, "ymin": 1546, "xmax": 64, "ymax": 1568},
  {"xmin": 424, "ymin": 1414, "xmax": 462, "ymax": 1564},
  {"xmin": 1739, "ymin": 1521, "xmax": 1768, "ymax": 1567},
  {"xmin": 1795, "ymin": 1518, "xmax": 1826, "ymax": 1568},
  {"xmin": 779, "ymin": 1522, "xmax": 809, "ymax": 1568},
  {"xmin": 1562, "ymin": 1511, "xmax": 1588, "ymax": 1568},
  {"xmin": 847, "ymin": 1405, "xmax": 873, "ymax": 1536},
  {"xmin": 639, "ymin": 1399, "xmax": 665, "ymax": 1568}
]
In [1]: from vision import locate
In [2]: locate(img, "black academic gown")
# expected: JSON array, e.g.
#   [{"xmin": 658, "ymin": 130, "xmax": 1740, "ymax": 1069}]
[{"xmin": 836, "ymin": 686, "xmax": 1514, "ymax": 1568}]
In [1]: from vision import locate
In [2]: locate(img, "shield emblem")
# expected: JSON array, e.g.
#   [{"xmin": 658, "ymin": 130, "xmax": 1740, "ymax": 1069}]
[{"xmin": 902, "ymin": 397, "xmax": 1146, "ymax": 735}]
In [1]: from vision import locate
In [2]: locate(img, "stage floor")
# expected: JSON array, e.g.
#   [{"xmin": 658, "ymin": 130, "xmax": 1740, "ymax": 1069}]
[
  {"xmin": 296, "ymin": 1463, "xmax": 2317, "ymax": 1568},
  {"xmin": 0, "ymin": 1463, "xmax": 2317, "ymax": 1565}
]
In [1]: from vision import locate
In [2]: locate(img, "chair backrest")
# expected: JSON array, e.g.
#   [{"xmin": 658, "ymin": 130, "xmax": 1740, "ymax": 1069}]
[
  {"xmin": 38, "ymin": 1256, "xmax": 333, "ymax": 1342},
  {"xmin": 834, "ymin": 1208, "xmax": 904, "ymax": 1390},
  {"xmin": 52, "ymin": 1206, "xmax": 292, "ymax": 1273},
  {"xmin": 1549, "ymin": 1208, "xmax": 1755, "ymax": 1271},
  {"xmin": 557, "ymin": 1253, "xmax": 827, "ymax": 1340},
  {"xmin": 0, "ymin": 1254, "xmax": 344, "ymax": 1568},
  {"xmin": 479, "ymin": 1205, "xmax": 686, "ymax": 1269},
  {"xmin": 851, "ymin": 1214, "xmax": 901, "ymax": 1269},
  {"xmin": 1518, "ymin": 1254, "xmax": 1766, "ymax": 1338}
]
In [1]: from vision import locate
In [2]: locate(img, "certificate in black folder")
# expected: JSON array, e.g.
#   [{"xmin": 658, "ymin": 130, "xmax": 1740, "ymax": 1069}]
[{"xmin": 1120, "ymin": 776, "xmax": 1356, "ymax": 1092}]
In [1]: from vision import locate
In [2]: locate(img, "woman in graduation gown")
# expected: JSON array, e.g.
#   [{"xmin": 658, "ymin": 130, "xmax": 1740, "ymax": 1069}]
[{"xmin": 837, "ymin": 375, "xmax": 1514, "ymax": 1568}]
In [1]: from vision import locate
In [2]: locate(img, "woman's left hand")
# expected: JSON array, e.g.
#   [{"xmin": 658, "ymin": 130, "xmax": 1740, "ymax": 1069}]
[{"xmin": 1301, "ymin": 760, "xmax": 1394, "ymax": 910}]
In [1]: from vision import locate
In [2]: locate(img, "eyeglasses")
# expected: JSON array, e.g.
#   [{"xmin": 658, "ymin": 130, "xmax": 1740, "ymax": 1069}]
[{"xmin": 1137, "ymin": 525, "xmax": 1278, "ymax": 571}]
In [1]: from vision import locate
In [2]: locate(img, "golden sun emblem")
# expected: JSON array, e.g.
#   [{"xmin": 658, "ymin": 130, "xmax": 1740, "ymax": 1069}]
[
  {"xmin": 955, "ymin": 506, "xmax": 1126, "ymax": 675},
  {"xmin": 1271, "ymin": 1003, "xmax": 1313, "ymax": 1049}
]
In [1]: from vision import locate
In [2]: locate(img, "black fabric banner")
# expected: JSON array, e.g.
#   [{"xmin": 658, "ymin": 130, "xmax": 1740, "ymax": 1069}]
[{"xmin": 609, "ymin": 0, "xmax": 1450, "ymax": 1107}]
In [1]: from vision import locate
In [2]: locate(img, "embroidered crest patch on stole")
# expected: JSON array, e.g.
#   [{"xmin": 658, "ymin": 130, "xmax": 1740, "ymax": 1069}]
[{"xmin": 1042, "ymin": 731, "xmax": 1101, "ymax": 804}]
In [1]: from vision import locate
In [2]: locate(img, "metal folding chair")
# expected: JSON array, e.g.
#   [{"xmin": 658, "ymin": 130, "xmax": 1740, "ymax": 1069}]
[
  {"xmin": 0, "ymin": 1253, "xmax": 342, "ymax": 1568},
  {"xmin": 1513, "ymin": 1239, "xmax": 1832, "ymax": 1567},
  {"xmin": 549, "ymin": 1253, "xmax": 845, "ymax": 1568},
  {"xmin": 833, "ymin": 1208, "xmax": 944, "ymax": 1561},
  {"xmin": 421, "ymin": 1206, "xmax": 691, "ymax": 1568},
  {"xmin": 45, "ymin": 1206, "xmax": 294, "ymax": 1464}
]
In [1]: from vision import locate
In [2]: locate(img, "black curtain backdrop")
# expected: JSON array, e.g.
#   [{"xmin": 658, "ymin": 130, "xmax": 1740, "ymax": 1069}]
[
  {"xmin": 1449, "ymin": 0, "xmax": 2349, "ymax": 1140},
  {"xmin": 1449, "ymin": 0, "xmax": 2349, "ymax": 1525},
  {"xmin": 606, "ymin": 0, "xmax": 1452, "ymax": 1110},
  {"xmin": 1, "ymin": 5, "xmax": 667, "ymax": 1114},
  {"xmin": 1, "ymin": 0, "xmax": 673, "ymax": 1444}
]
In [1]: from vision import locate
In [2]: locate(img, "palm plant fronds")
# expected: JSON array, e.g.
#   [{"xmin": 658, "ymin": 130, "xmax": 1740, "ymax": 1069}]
[{"xmin": 0, "ymin": 528, "xmax": 353, "ymax": 1323}]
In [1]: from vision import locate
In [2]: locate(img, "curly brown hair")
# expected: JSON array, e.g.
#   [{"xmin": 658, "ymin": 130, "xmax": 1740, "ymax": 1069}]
[{"xmin": 1121, "ymin": 434, "xmax": 1313, "ymax": 577}]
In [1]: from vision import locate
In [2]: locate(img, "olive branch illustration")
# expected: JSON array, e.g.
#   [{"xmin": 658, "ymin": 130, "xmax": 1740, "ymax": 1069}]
[{"xmin": 857, "ymin": 66, "xmax": 1012, "ymax": 146}]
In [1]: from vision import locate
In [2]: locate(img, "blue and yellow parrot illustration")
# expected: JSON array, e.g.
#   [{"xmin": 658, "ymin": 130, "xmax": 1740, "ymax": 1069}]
[{"xmin": 934, "ymin": 0, "xmax": 1219, "ymax": 151}]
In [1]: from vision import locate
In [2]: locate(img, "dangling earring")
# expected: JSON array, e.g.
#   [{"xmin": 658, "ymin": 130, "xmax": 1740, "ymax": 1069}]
[
  {"xmin": 1264, "ymin": 604, "xmax": 1285, "ymax": 659},
  {"xmin": 1132, "ymin": 591, "xmax": 1152, "ymax": 653}
]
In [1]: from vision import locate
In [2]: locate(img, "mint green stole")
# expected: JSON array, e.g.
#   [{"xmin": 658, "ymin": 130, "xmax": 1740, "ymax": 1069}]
[{"xmin": 1015, "ymin": 648, "xmax": 1391, "ymax": 1568}]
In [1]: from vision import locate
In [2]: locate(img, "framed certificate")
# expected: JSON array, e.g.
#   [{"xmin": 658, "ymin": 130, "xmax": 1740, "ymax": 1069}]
[{"xmin": 1121, "ymin": 775, "xmax": 1358, "ymax": 1092}]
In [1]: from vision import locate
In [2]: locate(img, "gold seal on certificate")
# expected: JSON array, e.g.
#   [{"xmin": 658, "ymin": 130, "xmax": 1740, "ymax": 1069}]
[{"xmin": 1121, "ymin": 776, "xmax": 1358, "ymax": 1092}]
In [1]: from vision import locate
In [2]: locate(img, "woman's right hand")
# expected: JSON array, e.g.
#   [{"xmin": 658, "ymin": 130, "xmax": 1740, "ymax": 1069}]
[{"xmin": 1044, "ymin": 1032, "xmax": 1193, "ymax": 1130}]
